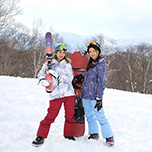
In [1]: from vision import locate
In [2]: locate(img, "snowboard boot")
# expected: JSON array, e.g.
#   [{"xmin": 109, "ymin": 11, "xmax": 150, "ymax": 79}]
[
  {"xmin": 106, "ymin": 137, "xmax": 114, "ymax": 146},
  {"xmin": 32, "ymin": 136, "xmax": 45, "ymax": 147},
  {"xmin": 88, "ymin": 133, "xmax": 99, "ymax": 140},
  {"xmin": 64, "ymin": 136, "xmax": 75, "ymax": 141}
]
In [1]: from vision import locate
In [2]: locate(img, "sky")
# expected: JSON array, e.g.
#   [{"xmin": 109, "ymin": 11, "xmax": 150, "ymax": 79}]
[{"xmin": 15, "ymin": 0, "xmax": 152, "ymax": 43}]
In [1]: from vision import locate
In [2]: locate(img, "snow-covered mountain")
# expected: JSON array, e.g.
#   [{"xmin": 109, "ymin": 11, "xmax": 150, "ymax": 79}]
[
  {"xmin": 59, "ymin": 32, "xmax": 90, "ymax": 52},
  {"xmin": 59, "ymin": 32, "xmax": 90, "ymax": 47},
  {"xmin": 59, "ymin": 32, "xmax": 118, "ymax": 54},
  {"xmin": 59, "ymin": 32, "xmax": 152, "ymax": 53},
  {"xmin": 0, "ymin": 76, "xmax": 152, "ymax": 152}
]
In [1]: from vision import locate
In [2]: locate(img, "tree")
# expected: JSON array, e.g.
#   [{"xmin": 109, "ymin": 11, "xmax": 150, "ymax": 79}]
[
  {"xmin": 105, "ymin": 52, "xmax": 121, "ymax": 88},
  {"xmin": 117, "ymin": 43, "xmax": 152, "ymax": 94},
  {"xmin": 0, "ymin": 0, "xmax": 21, "ymax": 29}
]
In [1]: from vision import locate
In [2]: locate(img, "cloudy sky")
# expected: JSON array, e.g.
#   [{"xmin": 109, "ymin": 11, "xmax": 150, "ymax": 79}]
[{"xmin": 15, "ymin": 0, "xmax": 152, "ymax": 43}]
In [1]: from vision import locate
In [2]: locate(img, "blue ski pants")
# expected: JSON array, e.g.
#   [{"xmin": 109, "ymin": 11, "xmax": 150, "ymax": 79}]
[{"xmin": 82, "ymin": 99, "xmax": 114, "ymax": 139}]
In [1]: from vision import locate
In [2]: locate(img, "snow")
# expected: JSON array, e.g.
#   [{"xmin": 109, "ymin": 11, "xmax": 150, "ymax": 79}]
[{"xmin": 0, "ymin": 76, "xmax": 152, "ymax": 152}]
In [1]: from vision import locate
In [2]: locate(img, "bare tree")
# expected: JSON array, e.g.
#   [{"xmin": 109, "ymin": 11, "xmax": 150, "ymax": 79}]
[
  {"xmin": 28, "ymin": 19, "xmax": 46, "ymax": 78},
  {"xmin": 134, "ymin": 44, "xmax": 152, "ymax": 93},
  {"xmin": 0, "ymin": 0, "xmax": 21, "ymax": 29},
  {"xmin": 106, "ymin": 53, "xmax": 120, "ymax": 88},
  {"xmin": 117, "ymin": 44, "xmax": 152, "ymax": 94}
]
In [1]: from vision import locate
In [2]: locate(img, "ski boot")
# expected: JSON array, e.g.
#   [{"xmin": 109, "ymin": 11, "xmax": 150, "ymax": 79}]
[
  {"xmin": 106, "ymin": 137, "xmax": 114, "ymax": 146},
  {"xmin": 64, "ymin": 136, "xmax": 75, "ymax": 141},
  {"xmin": 88, "ymin": 133, "xmax": 99, "ymax": 140},
  {"xmin": 32, "ymin": 136, "xmax": 45, "ymax": 147}
]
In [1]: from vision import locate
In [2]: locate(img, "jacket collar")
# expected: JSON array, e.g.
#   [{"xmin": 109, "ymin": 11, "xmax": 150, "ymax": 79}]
[
  {"xmin": 92, "ymin": 57, "xmax": 103, "ymax": 65},
  {"xmin": 52, "ymin": 58, "xmax": 66, "ymax": 65}
]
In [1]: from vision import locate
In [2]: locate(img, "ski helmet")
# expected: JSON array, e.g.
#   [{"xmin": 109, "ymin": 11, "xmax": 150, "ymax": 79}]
[
  {"xmin": 87, "ymin": 41, "xmax": 101, "ymax": 53},
  {"xmin": 55, "ymin": 43, "xmax": 67, "ymax": 53}
]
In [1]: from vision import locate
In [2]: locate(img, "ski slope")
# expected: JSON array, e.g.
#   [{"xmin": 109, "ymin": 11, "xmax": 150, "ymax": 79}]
[{"xmin": 0, "ymin": 76, "xmax": 152, "ymax": 152}]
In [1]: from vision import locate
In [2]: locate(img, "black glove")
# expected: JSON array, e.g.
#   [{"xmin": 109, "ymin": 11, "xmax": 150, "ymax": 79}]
[
  {"xmin": 94, "ymin": 97, "xmax": 102, "ymax": 112},
  {"xmin": 72, "ymin": 74, "xmax": 84, "ymax": 89}
]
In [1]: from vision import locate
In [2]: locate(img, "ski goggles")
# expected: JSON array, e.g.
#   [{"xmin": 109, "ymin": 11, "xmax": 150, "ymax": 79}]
[
  {"xmin": 87, "ymin": 41, "xmax": 100, "ymax": 48},
  {"xmin": 87, "ymin": 41, "xmax": 97, "ymax": 46},
  {"xmin": 55, "ymin": 45, "xmax": 67, "ymax": 53}
]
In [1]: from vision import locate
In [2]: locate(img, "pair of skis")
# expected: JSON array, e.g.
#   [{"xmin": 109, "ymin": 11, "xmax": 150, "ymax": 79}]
[{"xmin": 44, "ymin": 32, "xmax": 87, "ymax": 137}]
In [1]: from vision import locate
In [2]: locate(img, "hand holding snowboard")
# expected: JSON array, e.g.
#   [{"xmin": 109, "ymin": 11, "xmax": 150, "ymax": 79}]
[{"xmin": 72, "ymin": 74, "xmax": 84, "ymax": 90}]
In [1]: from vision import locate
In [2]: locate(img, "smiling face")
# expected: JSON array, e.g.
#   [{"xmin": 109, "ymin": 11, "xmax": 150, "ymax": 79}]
[
  {"xmin": 88, "ymin": 47, "xmax": 99, "ymax": 61},
  {"xmin": 56, "ymin": 50, "xmax": 66, "ymax": 62}
]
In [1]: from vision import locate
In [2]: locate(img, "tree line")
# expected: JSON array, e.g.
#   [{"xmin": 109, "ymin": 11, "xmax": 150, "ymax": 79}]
[{"xmin": 0, "ymin": 0, "xmax": 152, "ymax": 94}]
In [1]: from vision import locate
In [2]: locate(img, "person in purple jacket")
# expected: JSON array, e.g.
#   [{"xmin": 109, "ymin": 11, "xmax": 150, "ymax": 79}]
[{"xmin": 81, "ymin": 41, "xmax": 114, "ymax": 146}]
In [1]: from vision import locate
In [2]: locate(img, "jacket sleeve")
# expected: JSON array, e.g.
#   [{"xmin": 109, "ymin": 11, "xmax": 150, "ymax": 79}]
[
  {"xmin": 96, "ymin": 59, "xmax": 108, "ymax": 99},
  {"xmin": 61, "ymin": 63, "xmax": 74, "ymax": 83},
  {"xmin": 37, "ymin": 63, "xmax": 46, "ymax": 80}
]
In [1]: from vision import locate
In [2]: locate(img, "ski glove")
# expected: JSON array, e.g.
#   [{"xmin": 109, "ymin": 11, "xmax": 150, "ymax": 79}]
[
  {"xmin": 48, "ymin": 69, "xmax": 61, "ymax": 81},
  {"xmin": 39, "ymin": 78, "xmax": 50, "ymax": 87},
  {"xmin": 94, "ymin": 97, "xmax": 103, "ymax": 112},
  {"xmin": 72, "ymin": 74, "xmax": 84, "ymax": 89}
]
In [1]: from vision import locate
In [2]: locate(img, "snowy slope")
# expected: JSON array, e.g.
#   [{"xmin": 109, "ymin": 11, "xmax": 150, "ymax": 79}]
[{"xmin": 0, "ymin": 76, "xmax": 152, "ymax": 152}]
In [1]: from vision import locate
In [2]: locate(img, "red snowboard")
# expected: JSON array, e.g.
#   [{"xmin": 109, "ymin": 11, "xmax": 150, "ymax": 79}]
[{"xmin": 71, "ymin": 51, "xmax": 88, "ymax": 137}]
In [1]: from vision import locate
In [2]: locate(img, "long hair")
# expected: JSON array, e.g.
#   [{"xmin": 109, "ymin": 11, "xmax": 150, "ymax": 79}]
[
  {"xmin": 86, "ymin": 51, "xmax": 101, "ymax": 71},
  {"xmin": 53, "ymin": 54, "xmax": 71, "ymax": 63}
]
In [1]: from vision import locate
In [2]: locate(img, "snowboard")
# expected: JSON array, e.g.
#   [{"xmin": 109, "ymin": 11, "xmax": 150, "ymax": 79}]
[
  {"xmin": 70, "ymin": 51, "xmax": 88, "ymax": 137},
  {"xmin": 45, "ymin": 32, "xmax": 53, "ymax": 93}
]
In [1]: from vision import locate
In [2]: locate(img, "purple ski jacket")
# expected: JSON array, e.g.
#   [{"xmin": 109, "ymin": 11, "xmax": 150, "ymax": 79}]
[{"xmin": 81, "ymin": 57, "xmax": 108, "ymax": 100}]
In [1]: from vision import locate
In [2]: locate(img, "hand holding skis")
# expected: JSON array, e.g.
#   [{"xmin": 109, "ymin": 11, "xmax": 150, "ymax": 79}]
[
  {"xmin": 94, "ymin": 97, "xmax": 102, "ymax": 112},
  {"xmin": 39, "ymin": 78, "xmax": 50, "ymax": 87},
  {"xmin": 48, "ymin": 69, "xmax": 61, "ymax": 81}
]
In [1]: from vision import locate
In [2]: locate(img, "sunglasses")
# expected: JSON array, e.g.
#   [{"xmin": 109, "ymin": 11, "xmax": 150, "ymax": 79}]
[{"xmin": 57, "ymin": 45, "xmax": 67, "ymax": 51}]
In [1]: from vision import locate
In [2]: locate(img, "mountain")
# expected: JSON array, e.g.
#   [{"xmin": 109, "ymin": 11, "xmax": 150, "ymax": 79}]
[
  {"xmin": 59, "ymin": 32, "xmax": 117, "ymax": 54},
  {"xmin": 59, "ymin": 32, "xmax": 91, "ymax": 52},
  {"xmin": 59, "ymin": 32, "xmax": 152, "ymax": 53},
  {"xmin": 0, "ymin": 76, "xmax": 152, "ymax": 152}
]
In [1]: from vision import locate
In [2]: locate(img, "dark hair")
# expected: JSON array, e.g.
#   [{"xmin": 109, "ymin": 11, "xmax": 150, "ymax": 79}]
[{"xmin": 86, "ymin": 51, "xmax": 101, "ymax": 71}]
